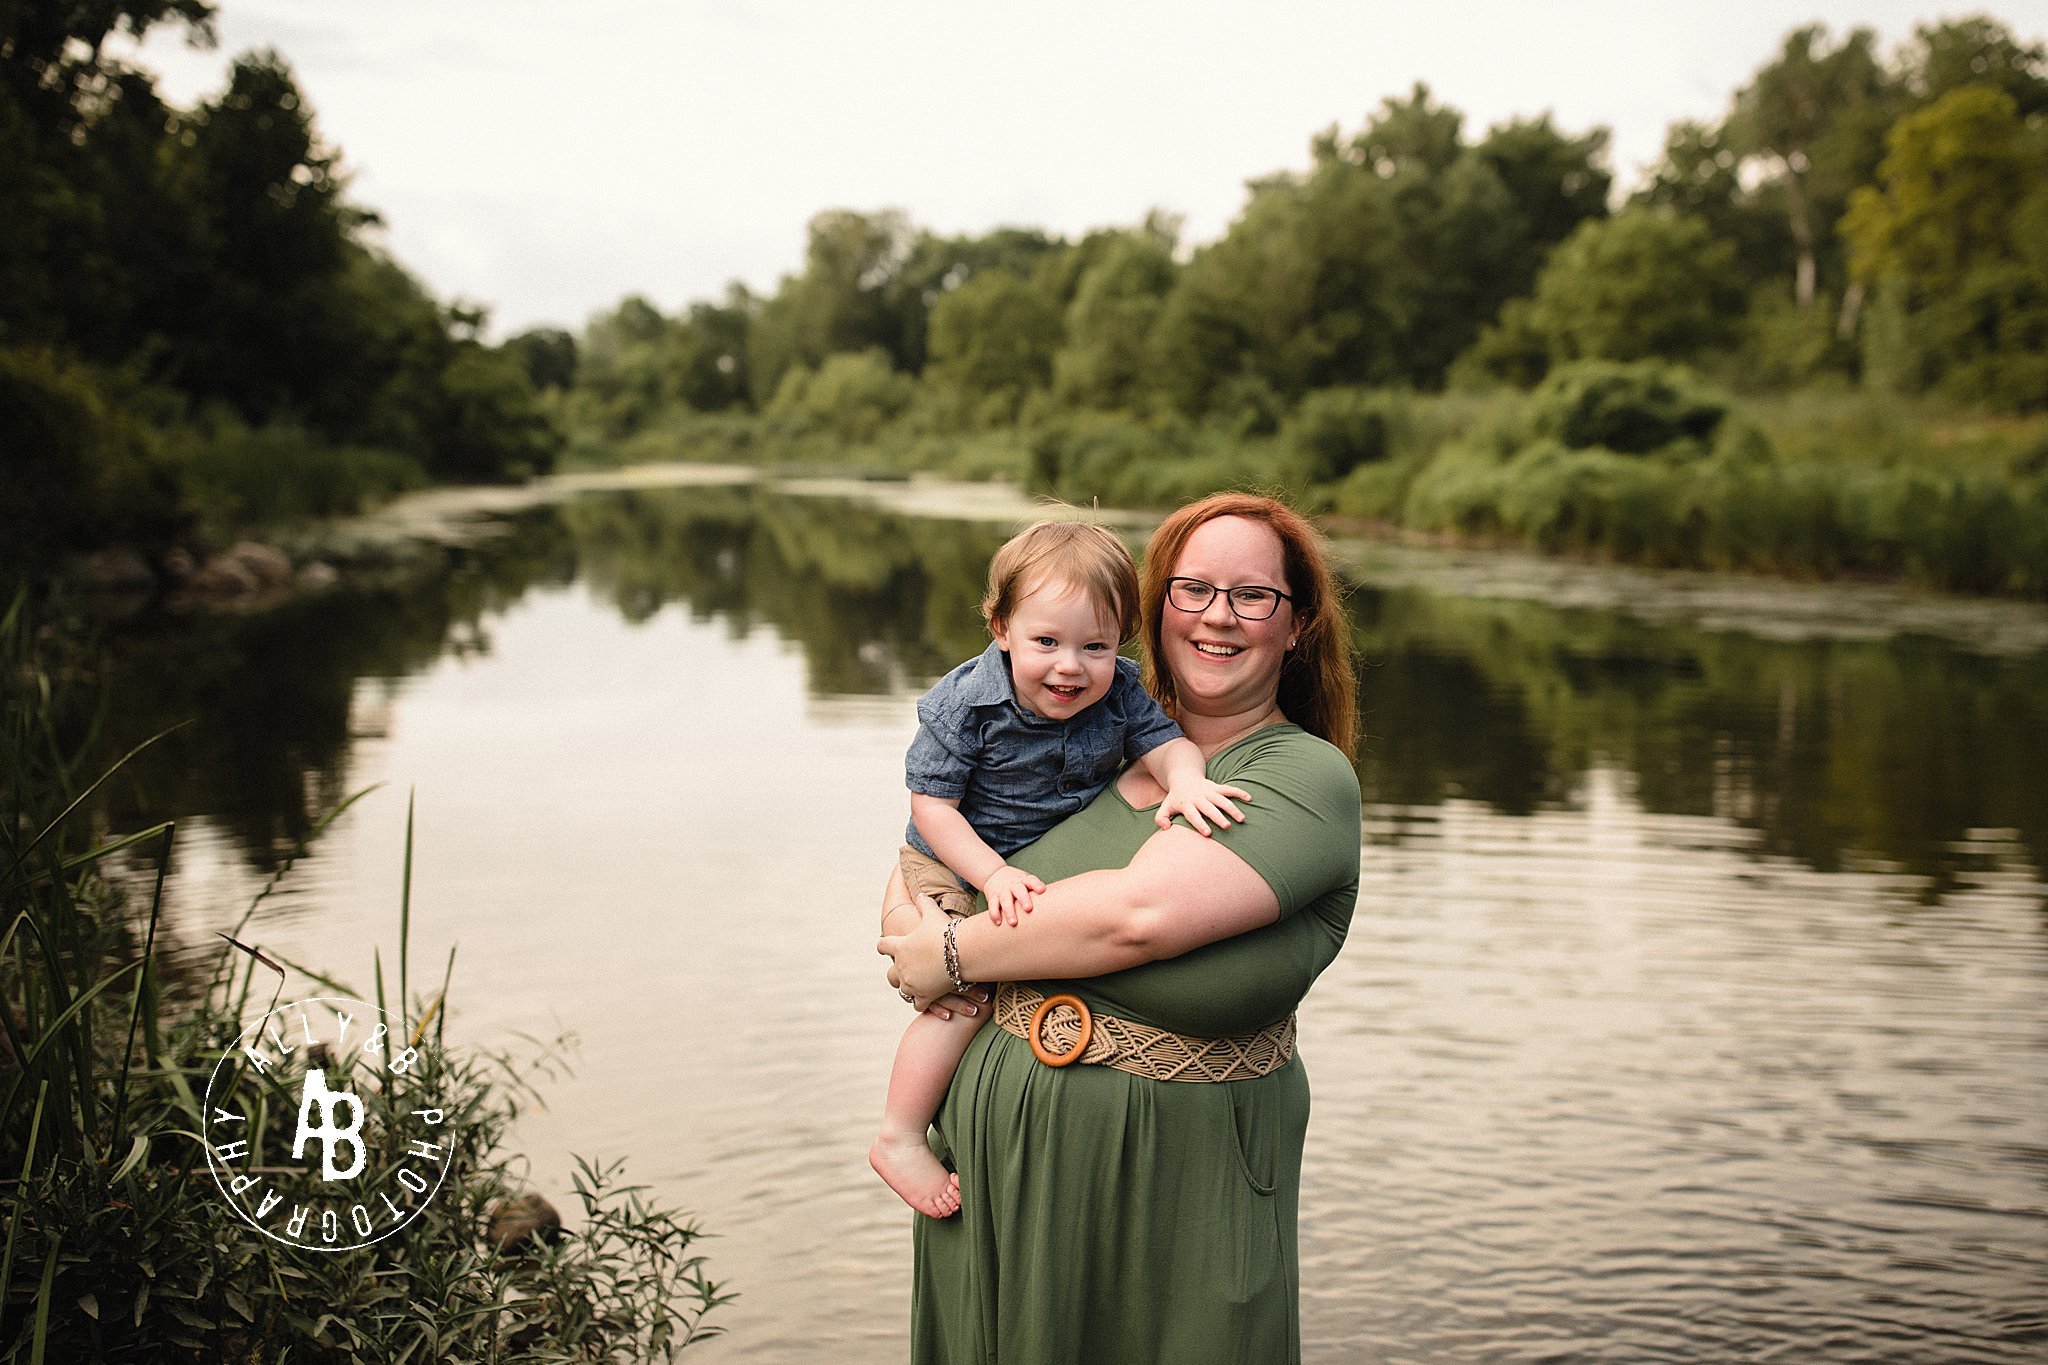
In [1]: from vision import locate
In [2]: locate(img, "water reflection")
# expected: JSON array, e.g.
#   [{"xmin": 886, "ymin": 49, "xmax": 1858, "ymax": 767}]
[
  {"xmin": 68, "ymin": 480, "xmax": 2047, "ymax": 1360},
  {"xmin": 95, "ymin": 482, "xmax": 2048, "ymax": 901}
]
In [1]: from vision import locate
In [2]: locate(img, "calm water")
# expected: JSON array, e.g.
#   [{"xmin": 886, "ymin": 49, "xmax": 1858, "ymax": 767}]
[{"xmin": 93, "ymin": 478, "xmax": 2048, "ymax": 1362}]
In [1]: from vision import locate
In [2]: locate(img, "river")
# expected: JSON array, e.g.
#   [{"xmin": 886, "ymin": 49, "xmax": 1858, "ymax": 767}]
[{"xmin": 92, "ymin": 471, "xmax": 2048, "ymax": 1362}]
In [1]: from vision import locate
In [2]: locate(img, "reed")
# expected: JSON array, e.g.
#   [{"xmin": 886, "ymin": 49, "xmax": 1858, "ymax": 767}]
[{"xmin": 0, "ymin": 594, "xmax": 729, "ymax": 1361}]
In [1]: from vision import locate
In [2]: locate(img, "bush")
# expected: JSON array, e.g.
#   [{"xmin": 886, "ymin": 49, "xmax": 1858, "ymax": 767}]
[
  {"xmin": 1026, "ymin": 415, "xmax": 1290, "ymax": 509},
  {"xmin": 0, "ymin": 347, "xmax": 184, "ymax": 567},
  {"xmin": 0, "ymin": 608, "xmax": 729, "ymax": 1361},
  {"xmin": 1449, "ymin": 298, "xmax": 1551, "ymax": 390},
  {"xmin": 181, "ymin": 418, "xmax": 429, "ymax": 533},
  {"xmin": 1529, "ymin": 360, "xmax": 1727, "ymax": 455},
  {"xmin": 1287, "ymin": 388, "xmax": 1415, "ymax": 482},
  {"xmin": 1491, "ymin": 440, "xmax": 1694, "ymax": 561},
  {"xmin": 765, "ymin": 349, "xmax": 916, "ymax": 448},
  {"xmin": 1527, "ymin": 208, "xmax": 1746, "ymax": 363},
  {"xmin": 1400, "ymin": 438, "xmax": 1510, "ymax": 538}
]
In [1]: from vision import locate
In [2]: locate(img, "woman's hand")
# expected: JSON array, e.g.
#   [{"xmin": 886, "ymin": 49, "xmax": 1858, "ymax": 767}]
[
  {"xmin": 880, "ymin": 895, "xmax": 985, "ymax": 1017},
  {"xmin": 885, "ymin": 957, "xmax": 988, "ymax": 1020}
]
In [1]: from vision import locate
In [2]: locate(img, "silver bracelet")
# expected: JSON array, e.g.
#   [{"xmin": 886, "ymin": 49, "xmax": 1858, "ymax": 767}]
[{"xmin": 942, "ymin": 918, "xmax": 970, "ymax": 994}]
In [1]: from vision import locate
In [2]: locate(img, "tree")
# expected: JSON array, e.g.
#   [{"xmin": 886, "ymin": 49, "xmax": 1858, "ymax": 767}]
[
  {"xmin": 160, "ymin": 51, "xmax": 360, "ymax": 422},
  {"xmin": 1903, "ymin": 16, "xmax": 2048, "ymax": 115},
  {"xmin": 765, "ymin": 348, "xmax": 914, "ymax": 445},
  {"xmin": 1527, "ymin": 208, "xmax": 1744, "ymax": 363},
  {"xmin": 1148, "ymin": 86, "xmax": 1569, "ymax": 407},
  {"xmin": 746, "ymin": 209, "xmax": 914, "ymax": 403},
  {"xmin": 1727, "ymin": 24, "xmax": 1902, "ymax": 314},
  {"xmin": 923, "ymin": 270, "xmax": 1063, "ymax": 426},
  {"xmin": 503, "ymin": 328, "xmax": 578, "ymax": 392},
  {"xmin": 1474, "ymin": 114, "xmax": 1613, "ymax": 296},
  {"xmin": 0, "ymin": 0, "xmax": 215, "ymax": 356},
  {"xmin": 1634, "ymin": 120, "xmax": 1796, "ymax": 293},
  {"xmin": 883, "ymin": 226, "xmax": 1063, "ymax": 374},
  {"xmin": 1051, "ymin": 230, "xmax": 1178, "ymax": 411},
  {"xmin": 1841, "ymin": 86, "xmax": 2048, "ymax": 408}
]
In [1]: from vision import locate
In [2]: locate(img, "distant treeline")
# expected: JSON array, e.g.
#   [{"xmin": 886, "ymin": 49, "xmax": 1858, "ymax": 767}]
[
  {"xmin": 554, "ymin": 16, "xmax": 2048, "ymax": 594},
  {"xmin": 1, "ymin": 1, "xmax": 559, "ymax": 570},
  {"xmin": 8, "ymin": 9, "xmax": 2048, "ymax": 593}
]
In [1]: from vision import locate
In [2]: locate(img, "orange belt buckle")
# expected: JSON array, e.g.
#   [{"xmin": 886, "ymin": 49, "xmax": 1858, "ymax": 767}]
[{"xmin": 1028, "ymin": 993, "xmax": 1092, "ymax": 1068}]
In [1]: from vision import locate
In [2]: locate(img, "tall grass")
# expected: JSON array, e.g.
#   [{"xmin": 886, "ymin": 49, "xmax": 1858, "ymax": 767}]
[
  {"xmin": 1, "ymin": 595, "xmax": 729, "ymax": 1362},
  {"xmin": 560, "ymin": 370, "xmax": 2048, "ymax": 597}
]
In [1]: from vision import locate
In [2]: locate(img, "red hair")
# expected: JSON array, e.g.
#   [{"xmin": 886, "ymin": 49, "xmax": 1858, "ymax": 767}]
[{"xmin": 1139, "ymin": 493, "xmax": 1357, "ymax": 755}]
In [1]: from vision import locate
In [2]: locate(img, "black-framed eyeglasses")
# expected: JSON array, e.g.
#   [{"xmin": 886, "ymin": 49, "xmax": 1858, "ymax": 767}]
[{"xmin": 1165, "ymin": 577, "xmax": 1293, "ymax": 621}]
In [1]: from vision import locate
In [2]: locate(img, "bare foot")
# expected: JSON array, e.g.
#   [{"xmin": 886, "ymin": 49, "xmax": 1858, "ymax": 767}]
[{"xmin": 869, "ymin": 1131, "xmax": 961, "ymax": 1218}]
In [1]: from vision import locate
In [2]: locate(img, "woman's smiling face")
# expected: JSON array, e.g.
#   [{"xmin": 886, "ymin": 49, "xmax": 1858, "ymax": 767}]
[
  {"xmin": 1160, "ymin": 515, "xmax": 1295, "ymax": 721},
  {"xmin": 991, "ymin": 575, "xmax": 1122, "ymax": 721}
]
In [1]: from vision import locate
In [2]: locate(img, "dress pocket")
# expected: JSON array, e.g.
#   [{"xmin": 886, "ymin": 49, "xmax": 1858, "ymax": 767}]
[{"xmin": 1227, "ymin": 1084, "xmax": 1278, "ymax": 1197}]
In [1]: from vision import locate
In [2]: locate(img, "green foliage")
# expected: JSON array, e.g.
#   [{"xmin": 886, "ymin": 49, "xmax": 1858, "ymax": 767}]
[
  {"xmin": 1528, "ymin": 360, "xmax": 1727, "ymax": 455},
  {"xmin": 0, "ymin": 347, "xmax": 183, "ymax": 567},
  {"xmin": 1451, "ymin": 298, "xmax": 1552, "ymax": 390},
  {"xmin": 1024, "ymin": 414, "xmax": 1295, "ymax": 510},
  {"xmin": 1739, "ymin": 287, "xmax": 1859, "ymax": 387},
  {"xmin": 1144, "ymin": 85, "xmax": 1598, "ymax": 408},
  {"xmin": 0, "ymin": 608, "xmax": 729, "ymax": 1360},
  {"xmin": 503, "ymin": 328, "xmax": 579, "ymax": 392},
  {"xmin": 1904, "ymin": 15, "xmax": 2048, "ymax": 114},
  {"xmin": 1051, "ymin": 231, "xmax": 1177, "ymax": 412},
  {"xmin": 1527, "ymin": 209, "xmax": 1746, "ymax": 363},
  {"xmin": 746, "ymin": 210, "xmax": 916, "ymax": 403},
  {"xmin": 1727, "ymin": 23, "xmax": 1901, "ymax": 311},
  {"xmin": 1, "ymin": 35, "xmax": 561, "ymax": 568},
  {"xmin": 1842, "ymin": 86, "xmax": 2048, "ymax": 410},
  {"xmin": 1472, "ymin": 114, "xmax": 1613, "ymax": 297},
  {"xmin": 180, "ymin": 418, "xmax": 427, "ymax": 533},
  {"xmin": 500, "ymin": 16, "xmax": 2048, "ymax": 595},
  {"xmin": 1634, "ymin": 121, "xmax": 1798, "ymax": 296},
  {"xmin": 1286, "ymin": 387, "xmax": 1416, "ymax": 481},
  {"xmin": 923, "ymin": 270, "xmax": 1063, "ymax": 427},
  {"xmin": 765, "ymin": 348, "xmax": 915, "ymax": 447}
]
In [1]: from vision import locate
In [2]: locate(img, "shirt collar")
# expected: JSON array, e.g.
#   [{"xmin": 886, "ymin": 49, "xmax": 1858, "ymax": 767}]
[{"xmin": 954, "ymin": 638, "xmax": 1018, "ymax": 707}]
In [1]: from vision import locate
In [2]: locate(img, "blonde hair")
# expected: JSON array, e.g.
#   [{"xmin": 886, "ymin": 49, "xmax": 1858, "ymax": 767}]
[
  {"xmin": 1139, "ymin": 493, "xmax": 1358, "ymax": 755},
  {"xmin": 982, "ymin": 520, "xmax": 1140, "ymax": 642}
]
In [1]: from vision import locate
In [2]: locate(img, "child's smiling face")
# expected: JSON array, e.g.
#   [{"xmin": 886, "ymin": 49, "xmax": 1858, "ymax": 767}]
[{"xmin": 990, "ymin": 574, "xmax": 1122, "ymax": 721}]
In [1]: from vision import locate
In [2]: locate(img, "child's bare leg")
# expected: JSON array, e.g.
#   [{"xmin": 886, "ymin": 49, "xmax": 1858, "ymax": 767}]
[{"xmin": 870, "ymin": 1004, "xmax": 988, "ymax": 1218}]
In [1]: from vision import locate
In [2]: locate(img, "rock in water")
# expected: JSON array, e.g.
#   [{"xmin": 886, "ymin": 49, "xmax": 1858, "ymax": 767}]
[{"xmin": 488, "ymin": 1192, "xmax": 564, "ymax": 1253}]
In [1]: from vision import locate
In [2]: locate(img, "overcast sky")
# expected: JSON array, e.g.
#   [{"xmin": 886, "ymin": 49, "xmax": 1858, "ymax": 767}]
[{"xmin": 126, "ymin": 1, "xmax": 2048, "ymax": 338}]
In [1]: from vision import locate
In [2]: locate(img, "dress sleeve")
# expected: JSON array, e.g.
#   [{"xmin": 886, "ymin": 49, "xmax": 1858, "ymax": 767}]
[
  {"xmin": 1201, "ymin": 731, "xmax": 1361, "ymax": 918},
  {"xmin": 1111, "ymin": 661, "xmax": 1184, "ymax": 760},
  {"xmin": 905, "ymin": 691, "xmax": 980, "ymax": 800}
]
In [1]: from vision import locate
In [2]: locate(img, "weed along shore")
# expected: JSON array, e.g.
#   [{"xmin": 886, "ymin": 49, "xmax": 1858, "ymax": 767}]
[
  {"xmin": 176, "ymin": 461, "xmax": 2048, "ymax": 656},
  {"xmin": 0, "ymin": 602, "xmax": 731, "ymax": 1360}
]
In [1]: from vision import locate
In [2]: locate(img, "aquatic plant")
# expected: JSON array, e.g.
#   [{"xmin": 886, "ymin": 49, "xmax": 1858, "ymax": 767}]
[{"xmin": 0, "ymin": 594, "xmax": 729, "ymax": 1362}]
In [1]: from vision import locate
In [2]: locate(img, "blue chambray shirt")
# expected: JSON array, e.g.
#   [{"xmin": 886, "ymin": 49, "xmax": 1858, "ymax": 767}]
[{"xmin": 904, "ymin": 640, "xmax": 1184, "ymax": 860}]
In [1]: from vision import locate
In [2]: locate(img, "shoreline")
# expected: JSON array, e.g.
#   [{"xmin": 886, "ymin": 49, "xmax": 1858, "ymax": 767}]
[{"xmin": 61, "ymin": 461, "xmax": 2048, "ymax": 657}]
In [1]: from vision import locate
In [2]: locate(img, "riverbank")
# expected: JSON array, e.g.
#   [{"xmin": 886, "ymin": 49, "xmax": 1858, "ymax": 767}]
[
  {"xmin": 77, "ymin": 461, "xmax": 2047, "ymax": 657},
  {"xmin": 582, "ymin": 371, "xmax": 2048, "ymax": 601}
]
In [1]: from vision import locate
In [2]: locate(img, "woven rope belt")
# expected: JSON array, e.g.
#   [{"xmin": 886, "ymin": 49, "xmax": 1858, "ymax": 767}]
[{"xmin": 993, "ymin": 983, "xmax": 1295, "ymax": 1082}]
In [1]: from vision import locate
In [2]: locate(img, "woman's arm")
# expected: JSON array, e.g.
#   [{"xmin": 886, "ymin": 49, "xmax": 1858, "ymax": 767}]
[{"xmin": 878, "ymin": 823, "xmax": 1280, "ymax": 1002}]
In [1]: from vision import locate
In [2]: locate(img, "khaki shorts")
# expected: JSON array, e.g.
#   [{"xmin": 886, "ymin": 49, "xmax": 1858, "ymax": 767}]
[{"xmin": 897, "ymin": 844, "xmax": 978, "ymax": 922}]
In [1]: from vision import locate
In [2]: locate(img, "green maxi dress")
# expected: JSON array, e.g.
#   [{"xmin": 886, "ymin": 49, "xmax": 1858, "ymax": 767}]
[{"xmin": 911, "ymin": 724, "xmax": 1362, "ymax": 1365}]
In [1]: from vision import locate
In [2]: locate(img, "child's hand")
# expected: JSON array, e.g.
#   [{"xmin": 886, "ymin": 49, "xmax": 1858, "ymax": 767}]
[
  {"xmin": 982, "ymin": 864, "xmax": 1046, "ymax": 927},
  {"xmin": 1156, "ymin": 779, "xmax": 1251, "ymax": 836}
]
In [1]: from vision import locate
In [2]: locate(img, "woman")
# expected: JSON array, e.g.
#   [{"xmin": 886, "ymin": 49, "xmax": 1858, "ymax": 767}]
[{"xmin": 879, "ymin": 492, "xmax": 1362, "ymax": 1364}]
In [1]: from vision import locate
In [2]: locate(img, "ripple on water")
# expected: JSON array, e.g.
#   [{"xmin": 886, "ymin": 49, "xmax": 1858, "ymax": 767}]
[{"xmin": 1300, "ymin": 771, "xmax": 2047, "ymax": 1361}]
